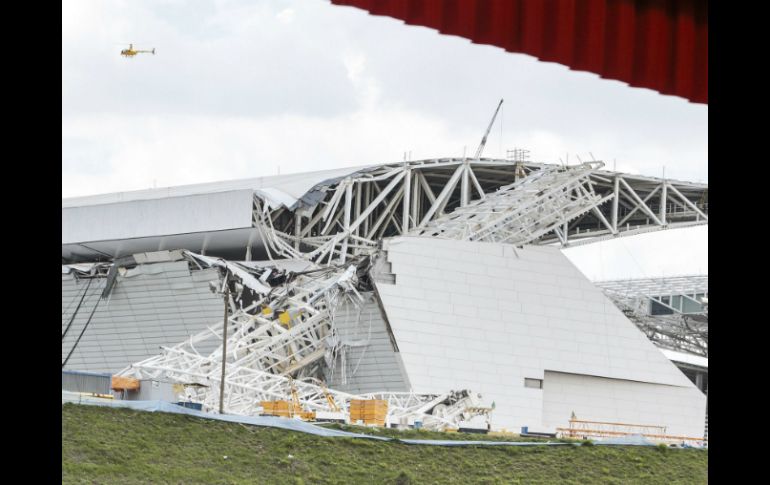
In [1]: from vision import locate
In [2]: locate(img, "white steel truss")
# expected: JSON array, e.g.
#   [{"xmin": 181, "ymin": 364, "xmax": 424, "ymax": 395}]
[
  {"xmin": 411, "ymin": 162, "xmax": 606, "ymax": 245},
  {"xmin": 120, "ymin": 253, "xmax": 490, "ymax": 429},
  {"xmin": 250, "ymin": 158, "xmax": 708, "ymax": 263},
  {"xmin": 122, "ymin": 257, "xmax": 362, "ymax": 390},
  {"xmin": 128, "ymin": 346, "xmax": 481, "ymax": 429}
]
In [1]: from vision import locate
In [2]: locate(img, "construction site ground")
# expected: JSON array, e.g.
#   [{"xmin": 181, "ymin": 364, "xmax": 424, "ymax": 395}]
[{"xmin": 63, "ymin": 404, "xmax": 707, "ymax": 484}]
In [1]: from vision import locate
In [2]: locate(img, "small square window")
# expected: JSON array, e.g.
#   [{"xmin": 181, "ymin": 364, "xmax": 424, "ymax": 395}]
[{"xmin": 524, "ymin": 378, "xmax": 543, "ymax": 389}]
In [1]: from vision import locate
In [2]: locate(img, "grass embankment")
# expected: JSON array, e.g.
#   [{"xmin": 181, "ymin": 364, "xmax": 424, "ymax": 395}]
[{"xmin": 62, "ymin": 403, "xmax": 707, "ymax": 484}]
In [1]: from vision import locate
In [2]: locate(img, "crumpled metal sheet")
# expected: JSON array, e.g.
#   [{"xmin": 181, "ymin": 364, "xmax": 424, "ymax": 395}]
[
  {"xmin": 62, "ymin": 264, "xmax": 93, "ymax": 274},
  {"xmin": 186, "ymin": 252, "xmax": 271, "ymax": 294},
  {"xmin": 254, "ymin": 187, "xmax": 301, "ymax": 210}
]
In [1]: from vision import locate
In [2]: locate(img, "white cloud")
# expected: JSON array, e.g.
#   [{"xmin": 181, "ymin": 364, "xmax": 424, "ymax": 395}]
[
  {"xmin": 61, "ymin": 106, "xmax": 459, "ymax": 197},
  {"xmin": 276, "ymin": 7, "xmax": 295, "ymax": 24},
  {"xmin": 563, "ymin": 226, "xmax": 709, "ymax": 281}
]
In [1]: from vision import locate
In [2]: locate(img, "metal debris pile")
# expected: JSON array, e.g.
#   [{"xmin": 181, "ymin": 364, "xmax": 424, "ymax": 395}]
[{"xmin": 119, "ymin": 251, "xmax": 491, "ymax": 430}]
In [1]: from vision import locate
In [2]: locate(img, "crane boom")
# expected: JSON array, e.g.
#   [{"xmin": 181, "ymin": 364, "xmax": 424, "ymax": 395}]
[{"xmin": 474, "ymin": 99, "xmax": 504, "ymax": 159}]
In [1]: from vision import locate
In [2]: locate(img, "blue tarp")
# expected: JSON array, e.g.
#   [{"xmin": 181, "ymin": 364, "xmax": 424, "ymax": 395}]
[
  {"xmin": 63, "ymin": 392, "xmax": 701, "ymax": 448},
  {"xmin": 62, "ymin": 392, "xmax": 385, "ymax": 439},
  {"xmin": 398, "ymin": 439, "xmax": 574, "ymax": 447},
  {"xmin": 594, "ymin": 434, "xmax": 656, "ymax": 446},
  {"xmin": 62, "ymin": 392, "xmax": 570, "ymax": 446}
]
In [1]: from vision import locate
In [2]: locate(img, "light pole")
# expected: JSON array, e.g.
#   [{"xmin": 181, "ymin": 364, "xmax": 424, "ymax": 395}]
[{"xmin": 218, "ymin": 269, "xmax": 230, "ymax": 415}]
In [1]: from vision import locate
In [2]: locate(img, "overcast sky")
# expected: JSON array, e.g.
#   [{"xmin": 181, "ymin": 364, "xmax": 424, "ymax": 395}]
[{"xmin": 62, "ymin": 0, "xmax": 708, "ymax": 281}]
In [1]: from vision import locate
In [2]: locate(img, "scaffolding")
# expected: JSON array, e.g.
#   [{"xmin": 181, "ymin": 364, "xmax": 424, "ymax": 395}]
[{"xmin": 557, "ymin": 417, "xmax": 707, "ymax": 446}]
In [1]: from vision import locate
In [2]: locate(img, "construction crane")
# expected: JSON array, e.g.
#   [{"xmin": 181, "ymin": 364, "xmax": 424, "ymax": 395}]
[{"xmin": 473, "ymin": 99, "xmax": 503, "ymax": 159}]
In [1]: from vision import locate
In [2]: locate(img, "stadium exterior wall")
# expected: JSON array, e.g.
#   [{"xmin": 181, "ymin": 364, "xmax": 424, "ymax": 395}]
[
  {"xmin": 373, "ymin": 237, "xmax": 706, "ymax": 437},
  {"xmin": 62, "ymin": 261, "xmax": 224, "ymax": 373},
  {"xmin": 61, "ymin": 239, "xmax": 706, "ymax": 437}
]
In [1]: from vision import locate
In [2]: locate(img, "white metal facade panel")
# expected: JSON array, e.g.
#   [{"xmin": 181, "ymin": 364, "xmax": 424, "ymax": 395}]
[
  {"xmin": 61, "ymin": 165, "xmax": 372, "ymax": 208},
  {"xmin": 62, "ymin": 190, "xmax": 255, "ymax": 244},
  {"xmin": 542, "ymin": 371, "xmax": 706, "ymax": 438},
  {"xmin": 373, "ymin": 236, "xmax": 706, "ymax": 437},
  {"xmin": 61, "ymin": 262, "xmax": 224, "ymax": 373}
]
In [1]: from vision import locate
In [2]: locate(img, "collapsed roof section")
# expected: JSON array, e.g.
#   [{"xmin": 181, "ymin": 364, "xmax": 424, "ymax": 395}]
[
  {"xmin": 111, "ymin": 248, "xmax": 491, "ymax": 430},
  {"xmin": 62, "ymin": 158, "xmax": 708, "ymax": 263}
]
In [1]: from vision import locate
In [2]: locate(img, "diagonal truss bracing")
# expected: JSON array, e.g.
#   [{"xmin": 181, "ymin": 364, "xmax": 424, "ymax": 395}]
[
  {"xmin": 411, "ymin": 162, "xmax": 607, "ymax": 245},
  {"xmin": 250, "ymin": 158, "xmax": 707, "ymax": 263},
  {"xmin": 120, "ymin": 253, "xmax": 490, "ymax": 429}
]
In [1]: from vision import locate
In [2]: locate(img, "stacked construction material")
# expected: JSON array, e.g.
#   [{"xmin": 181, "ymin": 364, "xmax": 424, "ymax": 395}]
[
  {"xmin": 349, "ymin": 399, "xmax": 388, "ymax": 426},
  {"xmin": 260, "ymin": 400, "xmax": 292, "ymax": 418},
  {"xmin": 111, "ymin": 376, "xmax": 140, "ymax": 391},
  {"xmin": 260, "ymin": 401, "xmax": 316, "ymax": 421}
]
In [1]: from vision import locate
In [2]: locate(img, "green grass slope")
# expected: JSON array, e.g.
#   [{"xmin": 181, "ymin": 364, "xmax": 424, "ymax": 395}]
[{"xmin": 62, "ymin": 403, "xmax": 707, "ymax": 484}]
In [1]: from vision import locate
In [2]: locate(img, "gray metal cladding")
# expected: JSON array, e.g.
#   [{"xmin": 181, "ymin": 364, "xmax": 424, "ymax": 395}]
[
  {"xmin": 62, "ymin": 261, "xmax": 410, "ymax": 394},
  {"xmin": 324, "ymin": 293, "xmax": 409, "ymax": 394},
  {"xmin": 62, "ymin": 261, "xmax": 224, "ymax": 373},
  {"xmin": 61, "ymin": 370, "xmax": 112, "ymax": 394}
]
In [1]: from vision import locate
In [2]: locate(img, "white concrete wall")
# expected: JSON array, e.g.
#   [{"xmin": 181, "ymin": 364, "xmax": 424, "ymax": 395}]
[
  {"xmin": 374, "ymin": 236, "xmax": 706, "ymax": 437},
  {"xmin": 542, "ymin": 371, "xmax": 705, "ymax": 438}
]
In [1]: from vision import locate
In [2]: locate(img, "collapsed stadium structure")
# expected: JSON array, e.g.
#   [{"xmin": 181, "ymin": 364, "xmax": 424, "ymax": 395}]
[{"xmin": 62, "ymin": 157, "xmax": 708, "ymax": 438}]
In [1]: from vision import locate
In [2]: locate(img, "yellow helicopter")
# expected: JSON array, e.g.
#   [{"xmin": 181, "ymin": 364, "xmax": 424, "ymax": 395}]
[{"xmin": 120, "ymin": 44, "xmax": 155, "ymax": 58}]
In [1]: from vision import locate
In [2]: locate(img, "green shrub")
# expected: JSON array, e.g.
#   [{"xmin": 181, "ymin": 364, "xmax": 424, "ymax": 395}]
[{"xmin": 392, "ymin": 470, "xmax": 415, "ymax": 485}]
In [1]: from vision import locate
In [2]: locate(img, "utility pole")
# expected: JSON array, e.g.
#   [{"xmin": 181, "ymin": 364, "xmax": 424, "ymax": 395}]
[{"xmin": 218, "ymin": 270, "xmax": 230, "ymax": 414}]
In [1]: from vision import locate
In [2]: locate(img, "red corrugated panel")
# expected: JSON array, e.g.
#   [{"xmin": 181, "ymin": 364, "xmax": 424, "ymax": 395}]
[{"xmin": 332, "ymin": 0, "xmax": 707, "ymax": 104}]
